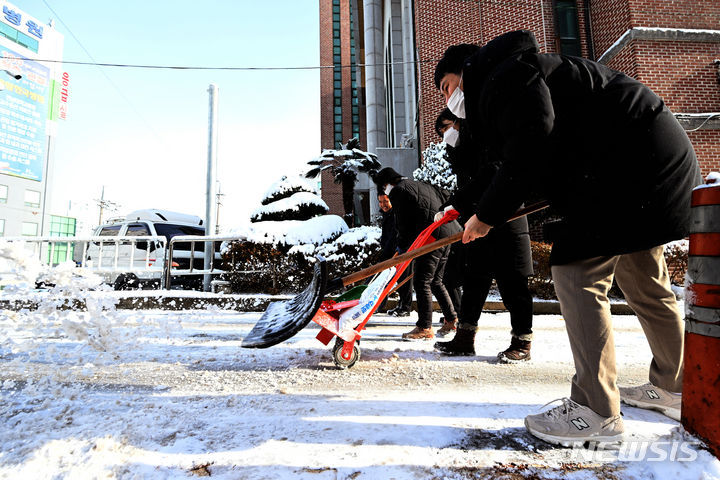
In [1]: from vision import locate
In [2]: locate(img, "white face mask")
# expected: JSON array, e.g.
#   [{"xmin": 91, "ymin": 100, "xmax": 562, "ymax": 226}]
[
  {"xmin": 384, "ymin": 184, "xmax": 393, "ymax": 195},
  {"xmin": 446, "ymin": 74, "xmax": 466, "ymax": 119},
  {"xmin": 443, "ymin": 127, "xmax": 460, "ymax": 147}
]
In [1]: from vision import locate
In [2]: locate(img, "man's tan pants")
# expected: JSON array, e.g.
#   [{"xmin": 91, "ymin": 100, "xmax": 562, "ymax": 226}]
[{"xmin": 551, "ymin": 246, "xmax": 684, "ymax": 417}]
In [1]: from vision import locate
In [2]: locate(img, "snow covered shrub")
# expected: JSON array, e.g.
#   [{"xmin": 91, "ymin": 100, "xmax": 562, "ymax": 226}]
[
  {"xmin": 222, "ymin": 226, "xmax": 381, "ymax": 294},
  {"xmin": 260, "ymin": 175, "xmax": 318, "ymax": 205},
  {"xmin": 414, "ymin": 142, "xmax": 456, "ymax": 191},
  {"xmin": 221, "ymin": 242, "xmax": 313, "ymax": 294},
  {"xmin": 250, "ymin": 192, "xmax": 329, "ymax": 223},
  {"xmin": 290, "ymin": 226, "xmax": 382, "ymax": 279},
  {"xmin": 250, "ymin": 176, "xmax": 328, "ymax": 223}
]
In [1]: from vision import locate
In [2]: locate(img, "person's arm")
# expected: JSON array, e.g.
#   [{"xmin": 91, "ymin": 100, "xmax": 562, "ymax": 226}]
[{"xmin": 472, "ymin": 68, "xmax": 555, "ymax": 228}]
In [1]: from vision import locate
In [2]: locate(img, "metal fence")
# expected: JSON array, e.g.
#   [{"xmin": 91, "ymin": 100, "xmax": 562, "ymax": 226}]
[{"xmin": 0, "ymin": 234, "xmax": 246, "ymax": 291}]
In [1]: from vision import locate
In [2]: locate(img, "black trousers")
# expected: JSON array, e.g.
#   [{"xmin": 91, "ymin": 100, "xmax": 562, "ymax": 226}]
[
  {"xmin": 414, "ymin": 246, "xmax": 457, "ymax": 329},
  {"xmin": 460, "ymin": 269, "xmax": 533, "ymax": 336},
  {"xmin": 443, "ymin": 243, "xmax": 463, "ymax": 315}
]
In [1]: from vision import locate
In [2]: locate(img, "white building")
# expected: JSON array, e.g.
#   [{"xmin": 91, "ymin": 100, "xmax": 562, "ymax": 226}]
[{"xmin": 0, "ymin": 1, "xmax": 65, "ymax": 237}]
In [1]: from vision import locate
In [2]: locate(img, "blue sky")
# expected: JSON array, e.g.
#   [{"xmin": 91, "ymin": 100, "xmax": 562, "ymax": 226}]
[{"xmin": 17, "ymin": 0, "xmax": 320, "ymax": 232}]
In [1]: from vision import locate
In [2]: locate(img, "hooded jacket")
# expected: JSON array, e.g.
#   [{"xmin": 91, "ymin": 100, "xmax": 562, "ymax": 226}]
[{"xmin": 460, "ymin": 30, "xmax": 701, "ymax": 264}]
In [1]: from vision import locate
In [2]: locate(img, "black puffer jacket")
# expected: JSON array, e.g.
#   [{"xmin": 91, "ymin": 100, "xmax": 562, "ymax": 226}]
[
  {"xmin": 378, "ymin": 209, "xmax": 398, "ymax": 260},
  {"xmin": 445, "ymin": 124, "xmax": 533, "ymax": 276},
  {"xmin": 461, "ymin": 30, "xmax": 701, "ymax": 264},
  {"xmin": 389, "ymin": 179, "xmax": 462, "ymax": 251}
]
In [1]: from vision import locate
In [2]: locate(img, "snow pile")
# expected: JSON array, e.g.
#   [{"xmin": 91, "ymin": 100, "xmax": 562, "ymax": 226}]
[
  {"xmin": 0, "ymin": 241, "xmax": 180, "ymax": 369},
  {"xmin": 696, "ymin": 171, "xmax": 720, "ymax": 189},
  {"xmin": 250, "ymin": 192, "xmax": 328, "ymax": 223},
  {"xmin": 260, "ymin": 175, "xmax": 318, "ymax": 205},
  {"xmin": 414, "ymin": 142, "xmax": 457, "ymax": 191},
  {"xmin": 238, "ymin": 215, "xmax": 348, "ymax": 247},
  {"xmin": 290, "ymin": 225, "xmax": 380, "ymax": 262}
]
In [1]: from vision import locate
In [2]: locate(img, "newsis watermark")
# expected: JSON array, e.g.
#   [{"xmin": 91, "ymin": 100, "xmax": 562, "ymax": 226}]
[{"xmin": 569, "ymin": 439, "xmax": 701, "ymax": 462}]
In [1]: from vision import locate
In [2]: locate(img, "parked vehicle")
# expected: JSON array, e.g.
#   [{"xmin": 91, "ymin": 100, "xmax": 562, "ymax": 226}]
[{"xmin": 83, "ymin": 209, "xmax": 216, "ymax": 290}]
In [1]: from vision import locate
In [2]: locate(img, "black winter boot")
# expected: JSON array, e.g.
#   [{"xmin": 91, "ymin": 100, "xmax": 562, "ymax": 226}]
[
  {"xmin": 497, "ymin": 334, "xmax": 532, "ymax": 363},
  {"xmin": 434, "ymin": 323, "xmax": 478, "ymax": 356}
]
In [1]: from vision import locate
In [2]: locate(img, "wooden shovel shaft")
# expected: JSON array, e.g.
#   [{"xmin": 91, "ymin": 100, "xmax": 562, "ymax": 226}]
[{"xmin": 337, "ymin": 200, "xmax": 549, "ymax": 288}]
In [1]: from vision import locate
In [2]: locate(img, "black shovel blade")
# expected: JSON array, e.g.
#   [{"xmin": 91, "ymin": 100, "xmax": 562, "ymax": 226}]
[{"xmin": 241, "ymin": 258, "xmax": 328, "ymax": 348}]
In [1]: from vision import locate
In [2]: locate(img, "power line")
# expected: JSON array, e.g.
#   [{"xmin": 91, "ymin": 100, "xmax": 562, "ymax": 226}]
[
  {"xmin": 39, "ymin": 0, "xmax": 170, "ymax": 147},
  {"xmin": 2, "ymin": 56, "xmax": 440, "ymax": 71}
]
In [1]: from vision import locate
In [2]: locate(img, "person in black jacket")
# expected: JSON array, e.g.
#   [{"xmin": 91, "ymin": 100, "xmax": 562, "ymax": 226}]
[
  {"xmin": 433, "ymin": 108, "xmax": 534, "ymax": 361},
  {"xmin": 377, "ymin": 192, "xmax": 413, "ymax": 316},
  {"xmin": 373, "ymin": 167, "xmax": 460, "ymax": 340},
  {"xmin": 434, "ymin": 30, "xmax": 701, "ymax": 445}
]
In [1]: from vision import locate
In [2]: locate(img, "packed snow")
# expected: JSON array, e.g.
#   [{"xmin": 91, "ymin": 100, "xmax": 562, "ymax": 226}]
[
  {"xmin": 250, "ymin": 192, "xmax": 329, "ymax": 222},
  {"xmin": 228, "ymin": 215, "xmax": 348, "ymax": 247},
  {"xmin": 260, "ymin": 176, "xmax": 318, "ymax": 205},
  {"xmin": 1, "ymin": 241, "xmax": 720, "ymax": 479}
]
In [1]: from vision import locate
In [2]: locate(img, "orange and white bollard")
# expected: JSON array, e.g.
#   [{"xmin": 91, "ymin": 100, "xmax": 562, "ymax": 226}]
[{"xmin": 682, "ymin": 172, "xmax": 720, "ymax": 459}]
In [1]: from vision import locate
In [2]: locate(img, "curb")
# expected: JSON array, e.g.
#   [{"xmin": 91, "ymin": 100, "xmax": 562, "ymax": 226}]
[{"xmin": 0, "ymin": 293, "xmax": 636, "ymax": 315}]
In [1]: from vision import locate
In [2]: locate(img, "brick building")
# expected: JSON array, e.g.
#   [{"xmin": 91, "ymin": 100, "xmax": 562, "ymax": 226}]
[{"xmin": 320, "ymin": 0, "xmax": 720, "ymax": 224}]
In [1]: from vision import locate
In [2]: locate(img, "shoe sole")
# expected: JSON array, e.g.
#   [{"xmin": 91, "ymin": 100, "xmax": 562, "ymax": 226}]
[
  {"xmin": 402, "ymin": 337, "xmax": 434, "ymax": 341},
  {"xmin": 434, "ymin": 348, "xmax": 475, "ymax": 356},
  {"xmin": 497, "ymin": 354, "xmax": 531, "ymax": 364},
  {"xmin": 620, "ymin": 398, "xmax": 681, "ymax": 421},
  {"xmin": 525, "ymin": 420, "xmax": 624, "ymax": 447},
  {"xmin": 435, "ymin": 331, "xmax": 456, "ymax": 338}
]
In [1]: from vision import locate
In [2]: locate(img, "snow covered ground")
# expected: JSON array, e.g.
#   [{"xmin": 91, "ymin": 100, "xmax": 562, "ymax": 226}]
[{"xmin": 2, "ymin": 296, "xmax": 719, "ymax": 479}]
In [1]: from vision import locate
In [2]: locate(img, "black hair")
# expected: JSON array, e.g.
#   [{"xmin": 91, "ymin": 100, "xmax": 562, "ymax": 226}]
[
  {"xmin": 434, "ymin": 108, "xmax": 458, "ymax": 137},
  {"xmin": 373, "ymin": 167, "xmax": 404, "ymax": 188},
  {"xmin": 433, "ymin": 43, "xmax": 481, "ymax": 89}
]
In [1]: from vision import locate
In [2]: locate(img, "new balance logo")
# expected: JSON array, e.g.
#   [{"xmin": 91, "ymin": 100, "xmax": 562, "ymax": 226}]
[
  {"xmin": 571, "ymin": 417, "xmax": 590, "ymax": 430},
  {"xmin": 645, "ymin": 390, "xmax": 661, "ymax": 400}
]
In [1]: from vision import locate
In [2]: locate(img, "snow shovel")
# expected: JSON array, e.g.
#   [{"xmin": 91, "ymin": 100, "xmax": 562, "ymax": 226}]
[{"xmin": 241, "ymin": 200, "xmax": 549, "ymax": 349}]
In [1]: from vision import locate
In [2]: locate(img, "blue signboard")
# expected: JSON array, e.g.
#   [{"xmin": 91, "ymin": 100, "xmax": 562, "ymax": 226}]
[{"xmin": 0, "ymin": 46, "xmax": 48, "ymax": 182}]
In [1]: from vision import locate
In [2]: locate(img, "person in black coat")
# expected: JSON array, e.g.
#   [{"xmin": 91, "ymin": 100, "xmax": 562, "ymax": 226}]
[
  {"xmin": 434, "ymin": 30, "xmax": 701, "ymax": 445},
  {"xmin": 373, "ymin": 167, "xmax": 460, "ymax": 340},
  {"xmin": 377, "ymin": 192, "xmax": 413, "ymax": 316},
  {"xmin": 433, "ymin": 108, "xmax": 534, "ymax": 361}
]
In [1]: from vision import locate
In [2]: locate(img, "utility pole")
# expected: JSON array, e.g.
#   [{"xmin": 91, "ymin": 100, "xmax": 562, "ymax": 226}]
[
  {"xmin": 215, "ymin": 182, "xmax": 224, "ymax": 235},
  {"xmin": 204, "ymin": 84, "xmax": 219, "ymax": 291},
  {"xmin": 95, "ymin": 186, "xmax": 119, "ymax": 225}
]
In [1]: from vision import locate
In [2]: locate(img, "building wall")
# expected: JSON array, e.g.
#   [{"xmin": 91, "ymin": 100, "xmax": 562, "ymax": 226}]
[
  {"xmin": 413, "ymin": 0, "xmax": 575, "ymax": 150},
  {"xmin": 319, "ymin": 0, "xmax": 368, "ymax": 217},
  {"xmin": 597, "ymin": 0, "xmax": 720, "ymax": 177},
  {"xmin": 0, "ymin": 1, "xmax": 64, "ymax": 237}
]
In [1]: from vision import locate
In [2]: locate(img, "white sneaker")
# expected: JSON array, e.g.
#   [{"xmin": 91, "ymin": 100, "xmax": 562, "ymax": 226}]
[
  {"xmin": 619, "ymin": 383, "xmax": 681, "ymax": 421},
  {"xmin": 525, "ymin": 398, "xmax": 625, "ymax": 447}
]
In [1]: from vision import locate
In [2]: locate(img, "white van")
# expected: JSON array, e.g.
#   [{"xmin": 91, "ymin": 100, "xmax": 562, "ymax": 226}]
[{"xmin": 83, "ymin": 209, "xmax": 215, "ymax": 290}]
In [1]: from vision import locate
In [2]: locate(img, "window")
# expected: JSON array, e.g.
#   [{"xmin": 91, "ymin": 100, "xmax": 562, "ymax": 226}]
[
  {"xmin": 334, "ymin": 80, "xmax": 341, "ymax": 89},
  {"xmin": 49, "ymin": 215, "xmax": 76, "ymax": 237},
  {"xmin": 334, "ymin": 71, "xmax": 342, "ymax": 81},
  {"xmin": 99, "ymin": 225, "xmax": 121, "ymax": 236},
  {"xmin": 554, "ymin": 0, "xmax": 582, "ymax": 56},
  {"xmin": 126, "ymin": 223, "xmax": 150, "ymax": 236},
  {"xmin": 0, "ymin": 185, "xmax": 6, "ymax": 203},
  {"xmin": 24, "ymin": 190, "xmax": 40, "ymax": 208},
  {"xmin": 334, "ymin": 106, "xmax": 342, "ymax": 115},
  {"xmin": 21, "ymin": 222, "xmax": 37, "ymax": 236},
  {"xmin": 0, "ymin": 219, "xmax": 4, "ymax": 236},
  {"xmin": 333, "ymin": 46, "xmax": 340, "ymax": 55}
]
